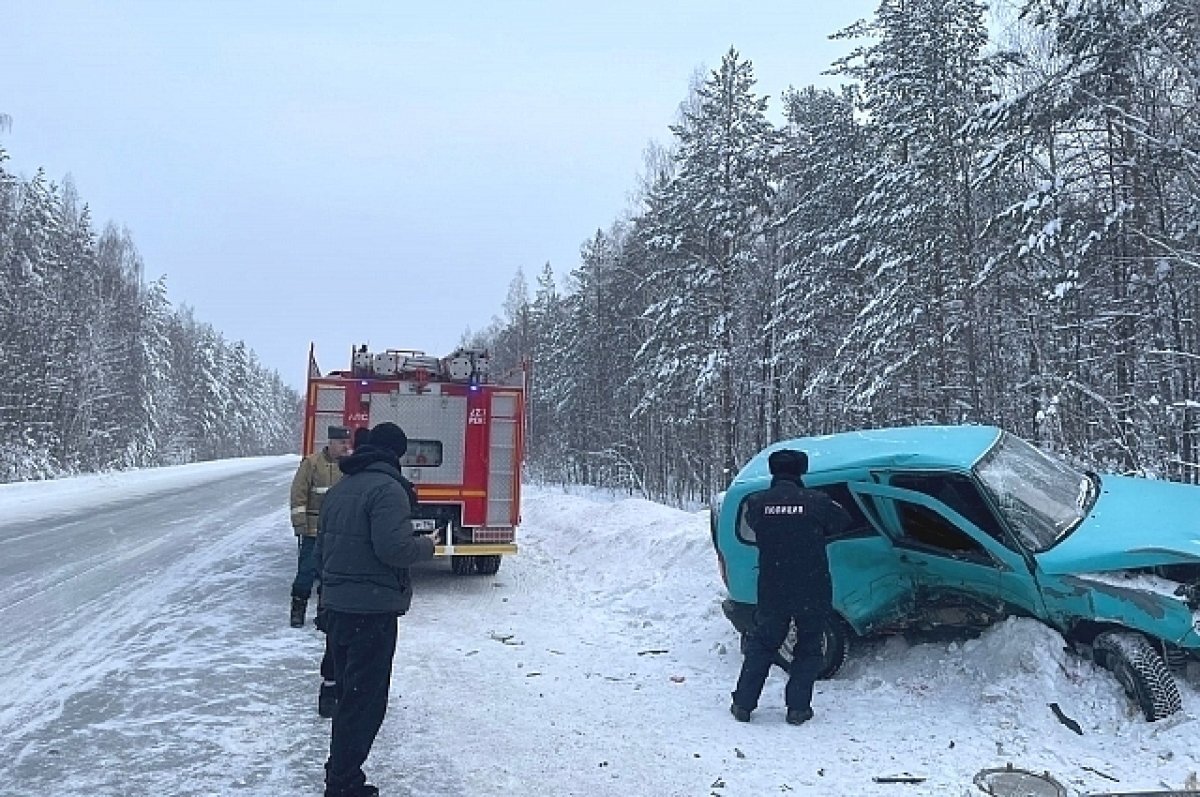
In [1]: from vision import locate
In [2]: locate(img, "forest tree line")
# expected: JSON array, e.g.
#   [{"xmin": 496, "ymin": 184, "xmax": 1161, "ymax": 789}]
[
  {"xmin": 0, "ymin": 145, "xmax": 300, "ymax": 481},
  {"xmin": 477, "ymin": 0, "xmax": 1200, "ymax": 504}
]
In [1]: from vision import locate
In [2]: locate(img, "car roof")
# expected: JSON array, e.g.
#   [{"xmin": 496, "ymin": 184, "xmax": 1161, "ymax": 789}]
[{"xmin": 734, "ymin": 425, "xmax": 1002, "ymax": 484}]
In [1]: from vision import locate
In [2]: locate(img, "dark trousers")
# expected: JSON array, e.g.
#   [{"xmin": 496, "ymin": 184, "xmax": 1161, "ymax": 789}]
[
  {"xmin": 732, "ymin": 607, "xmax": 826, "ymax": 712},
  {"xmin": 291, "ymin": 535, "xmax": 319, "ymax": 599},
  {"xmin": 320, "ymin": 626, "xmax": 335, "ymax": 681},
  {"xmin": 324, "ymin": 610, "xmax": 398, "ymax": 795}
]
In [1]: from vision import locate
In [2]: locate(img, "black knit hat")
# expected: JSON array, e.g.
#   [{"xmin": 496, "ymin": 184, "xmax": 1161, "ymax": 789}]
[
  {"xmin": 768, "ymin": 449, "xmax": 808, "ymax": 477},
  {"xmin": 369, "ymin": 422, "xmax": 408, "ymax": 457},
  {"xmin": 351, "ymin": 426, "xmax": 371, "ymax": 449}
]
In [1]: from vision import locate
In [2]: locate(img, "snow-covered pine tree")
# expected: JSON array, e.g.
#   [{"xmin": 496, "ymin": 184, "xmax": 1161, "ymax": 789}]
[
  {"xmin": 88, "ymin": 223, "xmax": 145, "ymax": 469},
  {"xmin": 986, "ymin": 0, "xmax": 1200, "ymax": 474},
  {"xmin": 0, "ymin": 143, "xmax": 298, "ymax": 479},
  {"xmin": 563, "ymin": 227, "xmax": 648, "ymax": 491},
  {"xmin": 527, "ymin": 262, "xmax": 570, "ymax": 472},
  {"xmin": 0, "ymin": 169, "xmax": 63, "ymax": 477},
  {"xmin": 125, "ymin": 276, "xmax": 174, "ymax": 466},
  {"xmin": 822, "ymin": 0, "xmax": 999, "ymax": 424},
  {"xmin": 635, "ymin": 48, "xmax": 778, "ymax": 494},
  {"xmin": 772, "ymin": 85, "xmax": 871, "ymax": 436},
  {"xmin": 488, "ymin": 269, "xmax": 532, "ymax": 377},
  {"xmin": 46, "ymin": 182, "xmax": 102, "ymax": 471}
]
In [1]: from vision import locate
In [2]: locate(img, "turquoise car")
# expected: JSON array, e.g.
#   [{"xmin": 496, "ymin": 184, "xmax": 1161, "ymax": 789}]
[{"xmin": 712, "ymin": 426, "xmax": 1200, "ymax": 721}]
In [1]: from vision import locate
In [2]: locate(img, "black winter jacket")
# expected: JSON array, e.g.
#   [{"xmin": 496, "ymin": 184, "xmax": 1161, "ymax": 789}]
[
  {"xmin": 744, "ymin": 476, "xmax": 851, "ymax": 613},
  {"xmin": 316, "ymin": 445, "xmax": 436, "ymax": 615}
]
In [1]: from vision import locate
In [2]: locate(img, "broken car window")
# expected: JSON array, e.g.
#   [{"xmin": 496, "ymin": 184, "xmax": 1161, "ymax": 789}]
[{"xmin": 974, "ymin": 433, "xmax": 1088, "ymax": 552}]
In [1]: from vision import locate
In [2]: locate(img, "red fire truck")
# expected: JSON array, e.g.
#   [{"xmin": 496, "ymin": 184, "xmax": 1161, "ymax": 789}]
[{"xmin": 302, "ymin": 344, "xmax": 525, "ymax": 575}]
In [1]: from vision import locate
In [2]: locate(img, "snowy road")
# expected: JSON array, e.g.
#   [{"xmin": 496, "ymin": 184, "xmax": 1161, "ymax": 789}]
[
  {"xmin": 3, "ymin": 458, "xmax": 1200, "ymax": 796},
  {"xmin": 0, "ymin": 459, "xmax": 311, "ymax": 795}
]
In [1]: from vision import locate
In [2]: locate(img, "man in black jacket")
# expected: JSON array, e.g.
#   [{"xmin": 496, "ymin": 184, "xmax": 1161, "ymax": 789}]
[
  {"xmin": 317, "ymin": 422, "xmax": 439, "ymax": 797},
  {"xmin": 731, "ymin": 448, "xmax": 850, "ymax": 726},
  {"xmin": 315, "ymin": 425, "xmax": 410, "ymax": 719}
]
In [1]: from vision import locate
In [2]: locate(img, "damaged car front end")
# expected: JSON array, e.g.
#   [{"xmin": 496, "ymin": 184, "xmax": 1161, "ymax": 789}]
[{"xmin": 712, "ymin": 426, "xmax": 1200, "ymax": 721}]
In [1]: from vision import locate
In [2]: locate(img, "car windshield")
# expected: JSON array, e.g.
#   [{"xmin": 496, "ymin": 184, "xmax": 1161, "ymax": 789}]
[{"xmin": 974, "ymin": 432, "xmax": 1091, "ymax": 551}]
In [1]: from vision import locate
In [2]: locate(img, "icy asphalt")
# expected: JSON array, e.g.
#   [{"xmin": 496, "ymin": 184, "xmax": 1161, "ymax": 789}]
[{"xmin": 2, "ymin": 458, "xmax": 1200, "ymax": 796}]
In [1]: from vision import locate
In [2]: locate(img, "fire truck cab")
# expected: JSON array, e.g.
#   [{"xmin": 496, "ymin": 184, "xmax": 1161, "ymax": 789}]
[{"xmin": 302, "ymin": 344, "xmax": 525, "ymax": 575}]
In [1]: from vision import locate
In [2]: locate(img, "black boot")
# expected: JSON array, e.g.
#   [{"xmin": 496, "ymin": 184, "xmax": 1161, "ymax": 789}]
[
  {"xmin": 318, "ymin": 681, "xmax": 338, "ymax": 718},
  {"xmin": 786, "ymin": 707, "xmax": 814, "ymax": 725},
  {"xmin": 290, "ymin": 596, "xmax": 307, "ymax": 628}
]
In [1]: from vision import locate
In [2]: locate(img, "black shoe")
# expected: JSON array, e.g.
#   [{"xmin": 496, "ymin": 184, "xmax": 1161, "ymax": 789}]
[
  {"xmin": 730, "ymin": 703, "xmax": 752, "ymax": 722},
  {"xmin": 318, "ymin": 682, "xmax": 338, "ymax": 718},
  {"xmin": 290, "ymin": 597, "xmax": 307, "ymax": 628},
  {"xmin": 325, "ymin": 785, "xmax": 378, "ymax": 797},
  {"xmin": 786, "ymin": 707, "xmax": 814, "ymax": 725}
]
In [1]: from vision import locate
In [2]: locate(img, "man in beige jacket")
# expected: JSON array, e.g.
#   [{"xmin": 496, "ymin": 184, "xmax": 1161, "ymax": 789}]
[{"xmin": 289, "ymin": 425, "xmax": 351, "ymax": 627}]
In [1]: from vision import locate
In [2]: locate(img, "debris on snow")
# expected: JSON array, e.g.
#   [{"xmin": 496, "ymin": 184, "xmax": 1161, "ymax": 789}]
[
  {"xmin": 1049, "ymin": 702, "xmax": 1084, "ymax": 735},
  {"xmin": 872, "ymin": 773, "xmax": 926, "ymax": 784}
]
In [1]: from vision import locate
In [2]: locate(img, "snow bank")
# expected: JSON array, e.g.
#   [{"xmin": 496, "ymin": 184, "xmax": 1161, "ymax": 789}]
[
  {"xmin": 0, "ymin": 455, "xmax": 294, "ymax": 528},
  {"xmin": 521, "ymin": 484, "xmax": 1200, "ymax": 795},
  {"xmin": 522, "ymin": 485, "xmax": 725, "ymax": 629}
]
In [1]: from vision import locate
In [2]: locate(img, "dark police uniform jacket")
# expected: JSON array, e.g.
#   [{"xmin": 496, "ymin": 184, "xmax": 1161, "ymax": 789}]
[{"xmin": 744, "ymin": 476, "xmax": 851, "ymax": 613}]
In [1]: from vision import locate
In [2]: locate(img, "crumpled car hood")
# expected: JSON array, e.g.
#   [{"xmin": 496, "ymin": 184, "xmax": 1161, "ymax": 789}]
[{"xmin": 1036, "ymin": 474, "xmax": 1200, "ymax": 575}]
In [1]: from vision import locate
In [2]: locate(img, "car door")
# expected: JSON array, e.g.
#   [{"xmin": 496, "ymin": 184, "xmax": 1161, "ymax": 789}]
[
  {"xmin": 847, "ymin": 482, "xmax": 1046, "ymax": 621},
  {"xmin": 806, "ymin": 480, "xmax": 916, "ymax": 634}
]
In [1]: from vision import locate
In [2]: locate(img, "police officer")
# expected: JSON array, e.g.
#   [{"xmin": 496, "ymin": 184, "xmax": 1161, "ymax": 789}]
[
  {"xmin": 730, "ymin": 448, "xmax": 850, "ymax": 725},
  {"xmin": 289, "ymin": 425, "xmax": 351, "ymax": 627}
]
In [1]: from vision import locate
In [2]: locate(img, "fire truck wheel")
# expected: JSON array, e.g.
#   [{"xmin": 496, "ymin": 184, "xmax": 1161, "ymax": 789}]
[
  {"xmin": 451, "ymin": 556, "xmax": 474, "ymax": 576},
  {"xmin": 475, "ymin": 555, "xmax": 502, "ymax": 575}
]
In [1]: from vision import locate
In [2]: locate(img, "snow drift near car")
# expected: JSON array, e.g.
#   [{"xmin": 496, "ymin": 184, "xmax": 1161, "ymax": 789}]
[{"xmin": 712, "ymin": 425, "xmax": 1200, "ymax": 721}]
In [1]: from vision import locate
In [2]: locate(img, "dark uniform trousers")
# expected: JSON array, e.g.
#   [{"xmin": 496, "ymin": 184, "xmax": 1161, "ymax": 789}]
[
  {"xmin": 733, "ymin": 606, "xmax": 826, "ymax": 712},
  {"xmin": 292, "ymin": 534, "xmax": 320, "ymax": 599},
  {"xmin": 324, "ymin": 610, "xmax": 399, "ymax": 795}
]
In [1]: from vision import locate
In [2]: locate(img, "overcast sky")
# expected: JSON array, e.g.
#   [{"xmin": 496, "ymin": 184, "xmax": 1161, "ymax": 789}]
[{"xmin": 3, "ymin": 1, "xmax": 876, "ymax": 389}]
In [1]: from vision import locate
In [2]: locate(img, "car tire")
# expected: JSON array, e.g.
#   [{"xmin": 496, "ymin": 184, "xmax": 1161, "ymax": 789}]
[
  {"xmin": 772, "ymin": 615, "xmax": 852, "ymax": 680},
  {"xmin": 1094, "ymin": 631, "xmax": 1183, "ymax": 721},
  {"xmin": 451, "ymin": 555, "xmax": 474, "ymax": 575}
]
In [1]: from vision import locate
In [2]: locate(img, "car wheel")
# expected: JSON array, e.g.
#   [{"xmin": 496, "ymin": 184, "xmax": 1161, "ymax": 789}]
[
  {"xmin": 1094, "ymin": 631, "xmax": 1183, "ymax": 721},
  {"xmin": 451, "ymin": 556, "xmax": 474, "ymax": 575},
  {"xmin": 772, "ymin": 616, "xmax": 852, "ymax": 680}
]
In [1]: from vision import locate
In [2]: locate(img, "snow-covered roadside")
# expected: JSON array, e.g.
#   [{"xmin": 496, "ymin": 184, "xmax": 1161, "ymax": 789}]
[
  {"xmin": 4, "ymin": 467, "xmax": 1200, "ymax": 795},
  {"xmin": 0, "ymin": 455, "xmax": 296, "ymax": 526},
  {"xmin": 511, "ymin": 485, "xmax": 1200, "ymax": 796}
]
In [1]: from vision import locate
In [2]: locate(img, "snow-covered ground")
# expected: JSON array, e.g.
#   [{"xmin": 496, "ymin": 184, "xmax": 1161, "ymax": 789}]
[{"xmin": 2, "ymin": 458, "xmax": 1200, "ymax": 796}]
